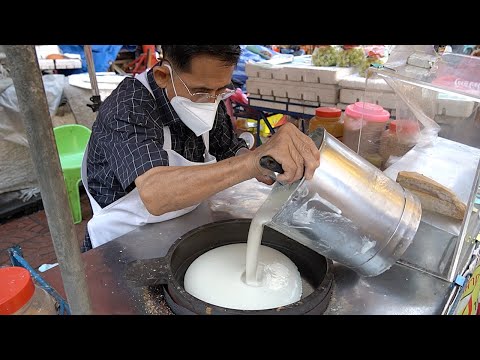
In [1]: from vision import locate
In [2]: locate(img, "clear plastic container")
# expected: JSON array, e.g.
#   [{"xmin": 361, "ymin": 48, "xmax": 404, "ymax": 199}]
[
  {"xmin": 379, "ymin": 119, "xmax": 420, "ymax": 169},
  {"xmin": 342, "ymin": 102, "xmax": 390, "ymax": 167},
  {"xmin": 0, "ymin": 266, "xmax": 58, "ymax": 315},
  {"xmin": 308, "ymin": 107, "xmax": 344, "ymax": 138}
]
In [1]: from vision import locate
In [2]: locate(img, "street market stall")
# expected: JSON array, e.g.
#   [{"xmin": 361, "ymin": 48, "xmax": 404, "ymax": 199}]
[{"xmin": 4, "ymin": 45, "xmax": 480, "ymax": 315}]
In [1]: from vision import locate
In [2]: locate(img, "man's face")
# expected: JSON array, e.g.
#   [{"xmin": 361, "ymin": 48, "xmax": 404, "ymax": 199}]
[{"xmin": 154, "ymin": 55, "xmax": 235, "ymax": 103}]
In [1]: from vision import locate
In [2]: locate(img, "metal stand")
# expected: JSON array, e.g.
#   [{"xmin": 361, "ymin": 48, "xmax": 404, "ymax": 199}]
[
  {"xmin": 232, "ymin": 101, "xmax": 277, "ymax": 146},
  {"xmin": 84, "ymin": 45, "xmax": 102, "ymax": 112}
]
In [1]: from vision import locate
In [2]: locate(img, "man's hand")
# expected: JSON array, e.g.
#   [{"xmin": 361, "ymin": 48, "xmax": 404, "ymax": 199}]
[
  {"xmin": 246, "ymin": 122, "xmax": 320, "ymax": 184},
  {"xmin": 255, "ymin": 173, "xmax": 276, "ymax": 186},
  {"xmin": 236, "ymin": 146, "xmax": 275, "ymax": 185}
]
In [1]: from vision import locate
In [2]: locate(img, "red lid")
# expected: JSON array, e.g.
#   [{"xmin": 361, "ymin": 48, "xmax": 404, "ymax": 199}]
[
  {"xmin": 390, "ymin": 120, "xmax": 420, "ymax": 135},
  {"xmin": 315, "ymin": 107, "xmax": 342, "ymax": 118},
  {"xmin": 0, "ymin": 266, "xmax": 35, "ymax": 314},
  {"xmin": 345, "ymin": 102, "xmax": 390, "ymax": 122}
]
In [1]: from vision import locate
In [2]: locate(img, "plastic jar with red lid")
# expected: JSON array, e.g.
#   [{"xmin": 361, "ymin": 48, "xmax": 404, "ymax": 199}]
[
  {"xmin": 379, "ymin": 119, "xmax": 420, "ymax": 169},
  {"xmin": 308, "ymin": 107, "xmax": 343, "ymax": 138},
  {"xmin": 342, "ymin": 102, "xmax": 390, "ymax": 167},
  {"xmin": 0, "ymin": 266, "xmax": 57, "ymax": 315}
]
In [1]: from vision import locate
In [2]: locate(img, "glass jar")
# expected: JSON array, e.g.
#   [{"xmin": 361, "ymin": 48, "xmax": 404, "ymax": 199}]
[
  {"xmin": 308, "ymin": 107, "xmax": 344, "ymax": 138},
  {"xmin": 342, "ymin": 102, "xmax": 390, "ymax": 167},
  {"xmin": 379, "ymin": 119, "xmax": 420, "ymax": 169},
  {"xmin": 0, "ymin": 266, "xmax": 58, "ymax": 315}
]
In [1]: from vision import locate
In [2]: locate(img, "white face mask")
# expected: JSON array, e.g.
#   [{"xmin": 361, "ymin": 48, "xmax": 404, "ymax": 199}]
[{"xmin": 164, "ymin": 64, "xmax": 220, "ymax": 137}]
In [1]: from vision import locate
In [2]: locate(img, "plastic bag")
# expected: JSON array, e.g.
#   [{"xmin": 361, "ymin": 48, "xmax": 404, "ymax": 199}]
[
  {"xmin": 311, "ymin": 45, "xmax": 342, "ymax": 66},
  {"xmin": 381, "ymin": 75, "xmax": 441, "ymax": 148},
  {"xmin": 430, "ymin": 52, "xmax": 480, "ymax": 98},
  {"xmin": 0, "ymin": 74, "xmax": 64, "ymax": 147},
  {"xmin": 373, "ymin": 51, "xmax": 480, "ymax": 153},
  {"xmin": 384, "ymin": 45, "xmax": 437, "ymax": 69},
  {"xmin": 337, "ymin": 46, "xmax": 365, "ymax": 67},
  {"xmin": 359, "ymin": 45, "xmax": 389, "ymax": 76}
]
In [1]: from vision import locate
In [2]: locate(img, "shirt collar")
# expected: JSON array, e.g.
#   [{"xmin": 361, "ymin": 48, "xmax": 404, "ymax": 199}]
[{"xmin": 147, "ymin": 67, "xmax": 183, "ymax": 127}]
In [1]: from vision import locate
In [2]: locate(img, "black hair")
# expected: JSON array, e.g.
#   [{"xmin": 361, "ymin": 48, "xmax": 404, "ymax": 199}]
[{"xmin": 161, "ymin": 45, "xmax": 241, "ymax": 73}]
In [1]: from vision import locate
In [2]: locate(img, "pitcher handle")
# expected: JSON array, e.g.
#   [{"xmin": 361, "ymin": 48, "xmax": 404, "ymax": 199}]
[
  {"xmin": 259, "ymin": 156, "xmax": 284, "ymax": 174},
  {"xmin": 259, "ymin": 128, "xmax": 325, "ymax": 176}
]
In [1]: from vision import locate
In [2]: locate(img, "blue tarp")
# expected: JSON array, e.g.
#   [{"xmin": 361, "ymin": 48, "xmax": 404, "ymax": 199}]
[
  {"xmin": 232, "ymin": 45, "xmax": 277, "ymax": 91},
  {"xmin": 58, "ymin": 45, "xmax": 124, "ymax": 75}
]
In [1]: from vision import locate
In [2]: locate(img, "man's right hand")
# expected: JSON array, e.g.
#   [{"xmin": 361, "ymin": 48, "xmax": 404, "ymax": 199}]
[{"xmin": 247, "ymin": 122, "xmax": 320, "ymax": 184}]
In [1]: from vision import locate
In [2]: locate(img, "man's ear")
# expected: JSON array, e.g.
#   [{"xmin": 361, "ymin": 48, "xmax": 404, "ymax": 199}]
[{"xmin": 153, "ymin": 65, "xmax": 171, "ymax": 89}]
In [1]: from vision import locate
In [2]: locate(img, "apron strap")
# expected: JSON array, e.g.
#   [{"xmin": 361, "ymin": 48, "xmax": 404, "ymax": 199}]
[
  {"xmin": 81, "ymin": 143, "xmax": 103, "ymax": 214},
  {"xmin": 163, "ymin": 126, "xmax": 172, "ymax": 150},
  {"xmin": 201, "ymin": 132, "xmax": 210, "ymax": 157},
  {"xmin": 136, "ymin": 69, "xmax": 212, "ymax": 161}
]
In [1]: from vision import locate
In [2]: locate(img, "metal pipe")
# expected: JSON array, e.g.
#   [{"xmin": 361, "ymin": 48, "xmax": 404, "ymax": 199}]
[
  {"xmin": 4, "ymin": 45, "xmax": 93, "ymax": 315},
  {"xmin": 84, "ymin": 45, "xmax": 102, "ymax": 112},
  {"xmin": 83, "ymin": 45, "xmax": 100, "ymax": 97}
]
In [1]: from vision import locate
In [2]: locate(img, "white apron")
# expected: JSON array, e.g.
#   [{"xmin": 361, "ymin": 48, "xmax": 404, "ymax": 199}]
[{"xmin": 81, "ymin": 70, "xmax": 217, "ymax": 248}]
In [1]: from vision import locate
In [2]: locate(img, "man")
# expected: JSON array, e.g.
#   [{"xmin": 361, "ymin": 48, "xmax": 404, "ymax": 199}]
[{"xmin": 81, "ymin": 45, "xmax": 319, "ymax": 252}]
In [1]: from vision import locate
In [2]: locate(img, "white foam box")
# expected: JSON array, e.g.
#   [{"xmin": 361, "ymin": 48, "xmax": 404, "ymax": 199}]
[
  {"xmin": 258, "ymin": 69, "xmax": 274, "ymax": 80},
  {"xmin": 263, "ymin": 96, "xmax": 324, "ymax": 110},
  {"xmin": 337, "ymin": 75, "xmax": 474, "ymax": 117},
  {"xmin": 287, "ymin": 99, "xmax": 319, "ymax": 116},
  {"xmin": 246, "ymin": 79, "xmax": 274, "ymax": 96},
  {"xmin": 248, "ymin": 96, "xmax": 336, "ymax": 116},
  {"xmin": 407, "ymin": 53, "xmax": 438, "ymax": 69},
  {"xmin": 38, "ymin": 59, "xmax": 55, "ymax": 70},
  {"xmin": 246, "ymin": 79, "xmax": 339, "ymax": 103},
  {"xmin": 246, "ymin": 62, "xmax": 355, "ymax": 85},
  {"xmin": 245, "ymin": 63, "xmax": 278, "ymax": 80},
  {"xmin": 282, "ymin": 64, "xmax": 355, "ymax": 84},
  {"xmin": 436, "ymin": 93, "xmax": 476, "ymax": 117},
  {"xmin": 283, "ymin": 101, "xmax": 336, "ymax": 116},
  {"xmin": 53, "ymin": 58, "xmax": 82, "ymax": 69},
  {"xmin": 338, "ymin": 74, "xmax": 393, "ymax": 92},
  {"xmin": 288, "ymin": 104, "xmax": 304, "ymax": 114},
  {"xmin": 403, "ymin": 65, "xmax": 431, "ymax": 77},
  {"xmin": 306, "ymin": 103, "xmax": 338, "ymax": 115},
  {"xmin": 260, "ymin": 95, "xmax": 275, "ymax": 101},
  {"xmin": 249, "ymin": 98, "xmax": 287, "ymax": 111},
  {"xmin": 303, "ymin": 106, "xmax": 316, "ymax": 115},
  {"xmin": 340, "ymin": 88, "xmax": 398, "ymax": 109},
  {"xmin": 433, "ymin": 114, "xmax": 480, "ymax": 147},
  {"xmin": 303, "ymin": 102, "xmax": 336, "ymax": 116},
  {"xmin": 434, "ymin": 114, "xmax": 468, "ymax": 127},
  {"xmin": 35, "ymin": 45, "xmax": 61, "ymax": 59},
  {"xmin": 38, "ymin": 58, "xmax": 82, "ymax": 70}
]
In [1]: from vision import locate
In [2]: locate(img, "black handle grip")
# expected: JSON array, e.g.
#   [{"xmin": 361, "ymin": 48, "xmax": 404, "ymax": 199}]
[
  {"xmin": 258, "ymin": 129, "xmax": 324, "ymax": 179},
  {"xmin": 259, "ymin": 156, "xmax": 284, "ymax": 174}
]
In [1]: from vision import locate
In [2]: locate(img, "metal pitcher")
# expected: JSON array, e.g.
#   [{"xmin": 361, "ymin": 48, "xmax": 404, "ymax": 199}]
[{"xmin": 260, "ymin": 128, "xmax": 422, "ymax": 277}]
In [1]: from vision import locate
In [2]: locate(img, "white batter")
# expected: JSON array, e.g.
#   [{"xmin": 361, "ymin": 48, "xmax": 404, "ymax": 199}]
[
  {"xmin": 245, "ymin": 184, "xmax": 296, "ymax": 285},
  {"xmin": 184, "ymin": 243, "xmax": 302, "ymax": 310}
]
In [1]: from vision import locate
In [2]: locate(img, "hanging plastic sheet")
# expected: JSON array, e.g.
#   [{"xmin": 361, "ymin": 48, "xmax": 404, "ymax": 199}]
[
  {"xmin": 0, "ymin": 74, "xmax": 64, "ymax": 195},
  {"xmin": 0, "ymin": 74, "xmax": 64, "ymax": 147}
]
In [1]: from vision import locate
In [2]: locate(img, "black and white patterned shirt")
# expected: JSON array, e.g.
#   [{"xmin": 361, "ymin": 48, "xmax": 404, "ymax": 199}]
[{"xmin": 86, "ymin": 66, "xmax": 247, "ymax": 209}]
